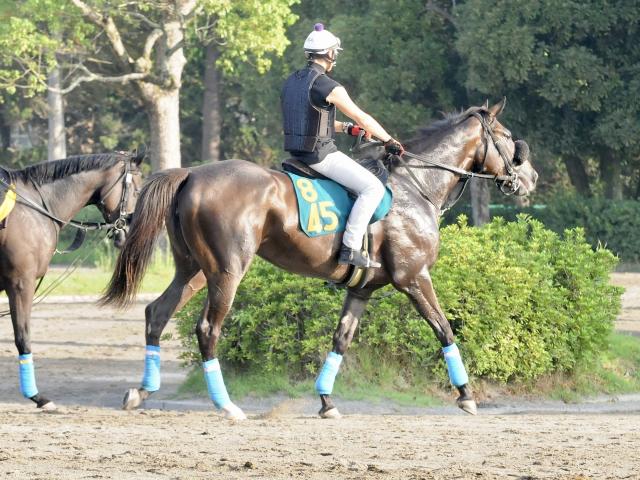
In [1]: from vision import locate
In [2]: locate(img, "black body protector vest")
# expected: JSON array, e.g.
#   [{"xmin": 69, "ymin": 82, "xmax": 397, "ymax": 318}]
[{"xmin": 281, "ymin": 64, "xmax": 335, "ymax": 153}]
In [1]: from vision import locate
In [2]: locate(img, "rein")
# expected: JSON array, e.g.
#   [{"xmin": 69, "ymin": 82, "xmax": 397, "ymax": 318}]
[
  {"xmin": 352, "ymin": 111, "xmax": 521, "ymax": 210},
  {"xmin": 0, "ymin": 228, "xmax": 114, "ymax": 317},
  {"xmin": 0, "ymin": 157, "xmax": 136, "ymax": 236}
]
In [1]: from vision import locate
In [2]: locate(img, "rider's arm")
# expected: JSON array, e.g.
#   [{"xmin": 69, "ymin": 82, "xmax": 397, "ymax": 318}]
[{"xmin": 326, "ymin": 86, "xmax": 392, "ymax": 142}]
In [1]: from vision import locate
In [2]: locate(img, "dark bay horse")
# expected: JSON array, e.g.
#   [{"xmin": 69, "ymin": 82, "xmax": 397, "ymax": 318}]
[
  {"xmin": 103, "ymin": 99, "xmax": 538, "ymax": 419},
  {"xmin": 1, "ymin": 152, "xmax": 143, "ymax": 410}
]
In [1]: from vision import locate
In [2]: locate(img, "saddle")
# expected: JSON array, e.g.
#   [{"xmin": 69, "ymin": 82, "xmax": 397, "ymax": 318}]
[
  {"xmin": 0, "ymin": 167, "xmax": 16, "ymax": 230},
  {"xmin": 282, "ymin": 157, "xmax": 390, "ymax": 186},
  {"xmin": 281, "ymin": 157, "xmax": 391, "ymax": 289}
]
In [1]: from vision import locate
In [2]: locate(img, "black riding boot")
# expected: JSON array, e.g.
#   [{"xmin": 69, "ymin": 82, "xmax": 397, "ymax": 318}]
[{"xmin": 338, "ymin": 244, "xmax": 381, "ymax": 268}]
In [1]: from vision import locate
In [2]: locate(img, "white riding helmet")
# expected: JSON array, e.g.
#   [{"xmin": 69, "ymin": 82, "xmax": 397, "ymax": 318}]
[{"xmin": 303, "ymin": 23, "xmax": 342, "ymax": 56}]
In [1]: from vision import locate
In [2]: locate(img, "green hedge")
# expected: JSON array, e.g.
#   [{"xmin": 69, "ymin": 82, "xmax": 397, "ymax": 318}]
[
  {"xmin": 176, "ymin": 215, "xmax": 622, "ymax": 384},
  {"xmin": 443, "ymin": 195, "xmax": 640, "ymax": 264}
]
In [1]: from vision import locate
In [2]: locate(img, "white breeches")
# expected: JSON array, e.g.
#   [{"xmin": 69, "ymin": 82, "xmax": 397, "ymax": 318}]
[{"xmin": 310, "ymin": 151, "xmax": 385, "ymax": 250}]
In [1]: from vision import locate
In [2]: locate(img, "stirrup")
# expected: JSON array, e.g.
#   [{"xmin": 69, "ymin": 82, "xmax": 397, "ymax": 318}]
[{"xmin": 338, "ymin": 245, "xmax": 380, "ymax": 269}]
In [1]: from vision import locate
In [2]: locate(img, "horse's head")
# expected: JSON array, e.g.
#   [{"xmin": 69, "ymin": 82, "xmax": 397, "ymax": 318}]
[
  {"xmin": 96, "ymin": 152, "xmax": 144, "ymax": 248},
  {"xmin": 471, "ymin": 98, "xmax": 538, "ymax": 196}
]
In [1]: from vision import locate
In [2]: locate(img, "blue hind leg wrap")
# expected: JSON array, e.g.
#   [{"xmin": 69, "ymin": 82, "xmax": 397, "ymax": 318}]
[
  {"xmin": 18, "ymin": 354, "xmax": 38, "ymax": 398},
  {"xmin": 443, "ymin": 343, "xmax": 469, "ymax": 387},
  {"xmin": 315, "ymin": 351, "xmax": 343, "ymax": 395},
  {"xmin": 203, "ymin": 358, "xmax": 231, "ymax": 409},
  {"xmin": 141, "ymin": 345, "xmax": 161, "ymax": 392}
]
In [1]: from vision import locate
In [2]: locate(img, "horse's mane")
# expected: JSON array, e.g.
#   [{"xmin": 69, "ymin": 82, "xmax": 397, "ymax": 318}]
[
  {"xmin": 404, "ymin": 105, "xmax": 489, "ymax": 153},
  {"xmin": 13, "ymin": 153, "xmax": 124, "ymax": 185}
]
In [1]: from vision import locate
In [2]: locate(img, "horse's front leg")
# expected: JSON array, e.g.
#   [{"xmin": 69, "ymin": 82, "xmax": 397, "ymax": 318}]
[
  {"xmin": 398, "ymin": 270, "xmax": 477, "ymax": 415},
  {"xmin": 316, "ymin": 287, "xmax": 375, "ymax": 419},
  {"xmin": 7, "ymin": 277, "xmax": 55, "ymax": 410}
]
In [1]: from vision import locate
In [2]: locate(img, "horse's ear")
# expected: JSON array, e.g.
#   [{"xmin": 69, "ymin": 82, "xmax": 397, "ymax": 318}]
[
  {"xmin": 488, "ymin": 97, "xmax": 507, "ymax": 118},
  {"xmin": 132, "ymin": 145, "xmax": 146, "ymax": 166},
  {"xmin": 482, "ymin": 99, "xmax": 489, "ymax": 110}
]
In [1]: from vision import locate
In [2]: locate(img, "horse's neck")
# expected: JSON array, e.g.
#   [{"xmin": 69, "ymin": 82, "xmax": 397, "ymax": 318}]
[
  {"xmin": 402, "ymin": 134, "xmax": 472, "ymax": 212},
  {"xmin": 37, "ymin": 170, "xmax": 105, "ymax": 223}
]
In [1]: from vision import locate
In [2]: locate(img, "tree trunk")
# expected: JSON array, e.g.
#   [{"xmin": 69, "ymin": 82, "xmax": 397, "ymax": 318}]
[
  {"xmin": 137, "ymin": 14, "xmax": 187, "ymax": 172},
  {"xmin": 0, "ymin": 115, "xmax": 9, "ymax": 151},
  {"xmin": 201, "ymin": 42, "xmax": 222, "ymax": 162},
  {"xmin": 470, "ymin": 179, "xmax": 490, "ymax": 226},
  {"xmin": 47, "ymin": 66, "xmax": 67, "ymax": 161},
  {"xmin": 563, "ymin": 155, "xmax": 591, "ymax": 197},
  {"xmin": 600, "ymin": 149, "xmax": 623, "ymax": 200},
  {"xmin": 146, "ymin": 89, "xmax": 182, "ymax": 171}
]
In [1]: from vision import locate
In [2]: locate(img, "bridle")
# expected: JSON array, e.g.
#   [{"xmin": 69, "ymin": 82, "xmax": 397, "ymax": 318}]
[
  {"xmin": 95, "ymin": 157, "xmax": 139, "ymax": 233},
  {"xmin": 353, "ymin": 110, "xmax": 521, "ymax": 210},
  {"xmin": 2, "ymin": 155, "xmax": 140, "ymax": 250},
  {"xmin": 468, "ymin": 111, "xmax": 520, "ymax": 195},
  {"xmin": 400, "ymin": 111, "xmax": 520, "ymax": 194}
]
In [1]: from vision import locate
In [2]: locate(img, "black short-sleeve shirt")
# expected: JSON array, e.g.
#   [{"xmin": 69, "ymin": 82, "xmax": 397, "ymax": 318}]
[
  {"xmin": 292, "ymin": 67, "xmax": 342, "ymax": 164},
  {"xmin": 311, "ymin": 74, "xmax": 341, "ymax": 110}
]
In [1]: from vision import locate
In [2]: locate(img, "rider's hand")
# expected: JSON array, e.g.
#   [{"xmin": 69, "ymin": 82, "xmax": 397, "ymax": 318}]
[
  {"xmin": 384, "ymin": 138, "xmax": 404, "ymax": 156},
  {"xmin": 344, "ymin": 122, "xmax": 367, "ymax": 137}
]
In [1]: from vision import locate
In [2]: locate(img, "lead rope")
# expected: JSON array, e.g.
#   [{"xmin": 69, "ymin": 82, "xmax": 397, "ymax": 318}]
[{"xmin": 0, "ymin": 228, "xmax": 113, "ymax": 317}]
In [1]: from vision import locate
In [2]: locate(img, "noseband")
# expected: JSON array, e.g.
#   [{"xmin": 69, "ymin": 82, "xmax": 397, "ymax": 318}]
[
  {"xmin": 96, "ymin": 158, "xmax": 138, "ymax": 233},
  {"xmin": 470, "ymin": 111, "xmax": 520, "ymax": 195}
]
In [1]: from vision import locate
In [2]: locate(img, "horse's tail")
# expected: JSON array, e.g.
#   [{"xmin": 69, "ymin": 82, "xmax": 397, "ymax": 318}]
[{"xmin": 100, "ymin": 168, "xmax": 190, "ymax": 308}]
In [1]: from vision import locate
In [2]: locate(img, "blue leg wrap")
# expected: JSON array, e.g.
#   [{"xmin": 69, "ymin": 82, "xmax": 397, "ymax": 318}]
[
  {"xmin": 443, "ymin": 343, "xmax": 469, "ymax": 387},
  {"xmin": 315, "ymin": 351, "xmax": 343, "ymax": 395},
  {"xmin": 203, "ymin": 358, "xmax": 231, "ymax": 409},
  {"xmin": 141, "ymin": 345, "xmax": 161, "ymax": 392},
  {"xmin": 18, "ymin": 354, "xmax": 38, "ymax": 398}
]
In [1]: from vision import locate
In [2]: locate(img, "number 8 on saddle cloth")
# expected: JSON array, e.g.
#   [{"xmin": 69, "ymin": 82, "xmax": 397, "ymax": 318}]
[{"xmin": 285, "ymin": 171, "xmax": 393, "ymax": 237}]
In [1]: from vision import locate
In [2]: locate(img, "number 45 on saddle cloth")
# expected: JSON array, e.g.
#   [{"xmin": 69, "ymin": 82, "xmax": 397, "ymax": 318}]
[{"xmin": 285, "ymin": 171, "xmax": 393, "ymax": 237}]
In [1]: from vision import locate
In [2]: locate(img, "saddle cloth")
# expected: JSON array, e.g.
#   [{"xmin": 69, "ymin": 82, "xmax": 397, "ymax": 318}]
[
  {"xmin": 285, "ymin": 171, "xmax": 393, "ymax": 238},
  {"xmin": 0, "ymin": 167, "xmax": 16, "ymax": 229}
]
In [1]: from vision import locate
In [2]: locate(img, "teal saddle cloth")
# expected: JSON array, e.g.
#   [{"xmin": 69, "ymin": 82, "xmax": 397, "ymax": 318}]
[{"xmin": 285, "ymin": 172, "xmax": 393, "ymax": 237}]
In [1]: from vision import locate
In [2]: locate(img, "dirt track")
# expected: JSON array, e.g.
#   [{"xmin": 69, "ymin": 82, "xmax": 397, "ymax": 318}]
[{"xmin": 0, "ymin": 274, "xmax": 639, "ymax": 479}]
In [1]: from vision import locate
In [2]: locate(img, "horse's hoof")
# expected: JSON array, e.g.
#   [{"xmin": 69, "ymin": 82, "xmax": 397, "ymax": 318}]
[
  {"xmin": 319, "ymin": 407, "xmax": 341, "ymax": 419},
  {"xmin": 122, "ymin": 388, "xmax": 143, "ymax": 410},
  {"xmin": 457, "ymin": 398, "xmax": 478, "ymax": 415},
  {"xmin": 39, "ymin": 401, "xmax": 57, "ymax": 412},
  {"xmin": 222, "ymin": 403, "xmax": 247, "ymax": 421}
]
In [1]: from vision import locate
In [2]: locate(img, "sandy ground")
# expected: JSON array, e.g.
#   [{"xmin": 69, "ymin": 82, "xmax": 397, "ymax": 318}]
[{"xmin": 0, "ymin": 274, "xmax": 639, "ymax": 479}]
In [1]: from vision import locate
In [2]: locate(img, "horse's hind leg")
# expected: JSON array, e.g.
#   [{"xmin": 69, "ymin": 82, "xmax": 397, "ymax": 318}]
[
  {"xmin": 7, "ymin": 277, "xmax": 55, "ymax": 410},
  {"xmin": 195, "ymin": 270, "xmax": 247, "ymax": 420},
  {"xmin": 316, "ymin": 287, "xmax": 375, "ymax": 419},
  {"xmin": 396, "ymin": 269, "xmax": 477, "ymax": 415},
  {"xmin": 123, "ymin": 265, "xmax": 206, "ymax": 410}
]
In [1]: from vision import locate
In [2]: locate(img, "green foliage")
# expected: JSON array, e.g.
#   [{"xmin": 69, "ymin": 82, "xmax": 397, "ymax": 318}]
[
  {"xmin": 455, "ymin": 0, "xmax": 640, "ymax": 195},
  {"xmin": 434, "ymin": 215, "xmax": 620, "ymax": 381},
  {"xmin": 444, "ymin": 196, "xmax": 640, "ymax": 263},
  {"xmin": 199, "ymin": 0, "xmax": 299, "ymax": 74},
  {"xmin": 176, "ymin": 216, "xmax": 622, "ymax": 385},
  {"xmin": 0, "ymin": 0, "xmax": 93, "ymax": 96},
  {"xmin": 0, "ymin": 15, "xmax": 57, "ymax": 96},
  {"xmin": 536, "ymin": 196, "xmax": 640, "ymax": 264}
]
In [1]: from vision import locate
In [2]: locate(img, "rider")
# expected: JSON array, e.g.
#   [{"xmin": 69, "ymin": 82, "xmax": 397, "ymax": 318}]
[{"xmin": 281, "ymin": 23, "xmax": 404, "ymax": 269}]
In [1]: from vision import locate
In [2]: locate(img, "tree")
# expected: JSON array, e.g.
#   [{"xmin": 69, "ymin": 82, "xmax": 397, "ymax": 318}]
[
  {"xmin": 1, "ymin": 0, "xmax": 297, "ymax": 171},
  {"xmin": 455, "ymin": 0, "xmax": 640, "ymax": 199}
]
